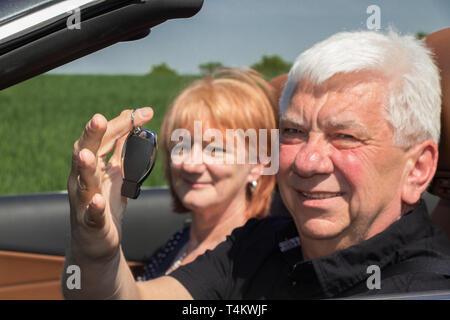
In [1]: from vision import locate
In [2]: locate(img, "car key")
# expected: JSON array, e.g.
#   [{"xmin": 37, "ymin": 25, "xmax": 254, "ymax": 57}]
[{"xmin": 121, "ymin": 123, "xmax": 158, "ymax": 199}]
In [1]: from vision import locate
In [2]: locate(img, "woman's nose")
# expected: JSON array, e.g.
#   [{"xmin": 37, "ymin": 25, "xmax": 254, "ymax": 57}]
[{"xmin": 181, "ymin": 143, "xmax": 206, "ymax": 173}]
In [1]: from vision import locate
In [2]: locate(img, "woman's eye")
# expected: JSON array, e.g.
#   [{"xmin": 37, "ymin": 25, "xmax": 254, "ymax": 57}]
[
  {"xmin": 213, "ymin": 148, "xmax": 225, "ymax": 154},
  {"xmin": 204, "ymin": 146, "xmax": 225, "ymax": 155}
]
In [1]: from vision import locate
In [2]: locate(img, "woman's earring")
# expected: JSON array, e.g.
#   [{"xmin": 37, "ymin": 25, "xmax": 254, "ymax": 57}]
[{"xmin": 250, "ymin": 180, "xmax": 258, "ymax": 192}]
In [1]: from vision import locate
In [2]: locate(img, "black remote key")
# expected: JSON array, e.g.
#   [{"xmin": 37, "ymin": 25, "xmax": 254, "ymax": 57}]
[{"xmin": 121, "ymin": 127, "xmax": 158, "ymax": 199}]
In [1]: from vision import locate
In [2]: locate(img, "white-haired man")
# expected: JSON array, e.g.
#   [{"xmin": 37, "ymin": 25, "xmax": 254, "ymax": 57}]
[{"xmin": 63, "ymin": 30, "xmax": 450, "ymax": 299}]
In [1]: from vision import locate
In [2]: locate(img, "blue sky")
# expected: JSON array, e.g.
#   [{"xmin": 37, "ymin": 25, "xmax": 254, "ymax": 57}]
[{"xmin": 50, "ymin": 0, "xmax": 450, "ymax": 75}]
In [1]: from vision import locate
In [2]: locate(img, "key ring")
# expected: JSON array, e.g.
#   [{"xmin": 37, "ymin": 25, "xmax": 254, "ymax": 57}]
[
  {"xmin": 131, "ymin": 108, "xmax": 138, "ymax": 133},
  {"xmin": 131, "ymin": 108, "xmax": 136, "ymax": 131}
]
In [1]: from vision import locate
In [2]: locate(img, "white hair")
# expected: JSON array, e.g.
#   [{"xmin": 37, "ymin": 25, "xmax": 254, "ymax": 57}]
[{"xmin": 280, "ymin": 30, "xmax": 441, "ymax": 148}]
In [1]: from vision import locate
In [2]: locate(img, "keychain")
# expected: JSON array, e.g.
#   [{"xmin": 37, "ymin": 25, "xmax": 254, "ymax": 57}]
[{"xmin": 121, "ymin": 109, "xmax": 158, "ymax": 199}]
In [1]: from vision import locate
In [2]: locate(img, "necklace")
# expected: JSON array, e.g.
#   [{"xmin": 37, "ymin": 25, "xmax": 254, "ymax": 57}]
[{"xmin": 165, "ymin": 246, "xmax": 189, "ymax": 275}]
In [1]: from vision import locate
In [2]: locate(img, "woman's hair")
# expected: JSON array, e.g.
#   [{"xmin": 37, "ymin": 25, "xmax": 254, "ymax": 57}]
[
  {"xmin": 160, "ymin": 68, "xmax": 278, "ymax": 219},
  {"xmin": 280, "ymin": 30, "xmax": 441, "ymax": 149}
]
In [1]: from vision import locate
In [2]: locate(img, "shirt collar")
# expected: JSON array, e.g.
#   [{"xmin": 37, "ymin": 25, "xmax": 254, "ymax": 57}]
[{"xmin": 276, "ymin": 200, "xmax": 432, "ymax": 298}]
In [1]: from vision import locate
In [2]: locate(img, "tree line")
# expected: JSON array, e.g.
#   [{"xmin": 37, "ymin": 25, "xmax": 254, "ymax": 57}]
[
  {"xmin": 148, "ymin": 54, "xmax": 292, "ymax": 79},
  {"xmin": 149, "ymin": 32, "xmax": 427, "ymax": 79}
]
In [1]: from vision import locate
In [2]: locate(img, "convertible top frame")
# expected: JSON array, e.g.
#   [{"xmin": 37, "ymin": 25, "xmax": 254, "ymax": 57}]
[{"xmin": 0, "ymin": 0, "xmax": 204, "ymax": 90}]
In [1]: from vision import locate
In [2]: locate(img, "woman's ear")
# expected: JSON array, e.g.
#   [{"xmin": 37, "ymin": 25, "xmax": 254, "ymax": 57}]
[
  {"xmin": 402, "ymin": 141, "xmax": 439, "ymax": 205},
  {"xmin": 247, "ymin": 163, "xmax": 264, "ymax": 183}
]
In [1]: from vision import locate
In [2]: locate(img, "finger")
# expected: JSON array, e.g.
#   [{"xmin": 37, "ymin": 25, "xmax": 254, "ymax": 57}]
[
  {"xmin": 109, "ymin": 135, "xmax": 128, "ymax": 168},
  {"xmin": 75, "ymin": 114, "xmax": 108, "ymax": 157},
  {"xmin": 70, "ymin": 114, "xmax": 107, "ymax": 180},
  {"xmin": 98, "ymin": 107, "xmax": 153, "ymax": 157},
  {"xmin": 77, "ymin": 148, "xmax": 100, "ymax": 200},
  {"xmin": 84, "ymin": 193, "xmax": 106, "ymax": 229}
]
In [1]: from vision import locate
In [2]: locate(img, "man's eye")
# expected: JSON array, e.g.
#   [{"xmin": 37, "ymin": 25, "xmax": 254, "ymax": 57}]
[
  {"xmin": 335, "ymin": 133, "xmax": 356, "ymax": 140},
  {"xmin": 281, "ymin": 128, "xmax": 308, "ymax": 144},
  {"xmin": 331, "ymin": 133, "xmax": 363, "ymax": 149},
  {"xmin": 283, "ymin": 128, "xmax": 303, "ymax": 135}
]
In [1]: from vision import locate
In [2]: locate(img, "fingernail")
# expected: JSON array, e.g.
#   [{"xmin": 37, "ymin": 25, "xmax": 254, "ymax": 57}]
[
  {"xmin": 91, "ymin": 193, "xmax": 102, "ymax": 207},
  {"xmin": 79, "ymin": 149, "xmax": 86, "ymax": 162},
  {"xmin": 138, "ymin": 107, "xmax": 152, "ymax": 119},
  {"xmin": 89, "ymin": 118, "xmax": 97, "ymax": 131}
]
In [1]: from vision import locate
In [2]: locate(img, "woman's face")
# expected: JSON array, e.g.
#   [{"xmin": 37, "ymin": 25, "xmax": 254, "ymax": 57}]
[{"xmin": 170, "ymin": 123, "xmax": 260, "ymax": 215}]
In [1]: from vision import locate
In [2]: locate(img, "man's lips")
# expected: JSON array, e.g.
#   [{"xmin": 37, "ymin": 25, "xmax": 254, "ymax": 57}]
[{"xmin": 297, "ymin": 190, "xmax": 344, "ymax": 200}]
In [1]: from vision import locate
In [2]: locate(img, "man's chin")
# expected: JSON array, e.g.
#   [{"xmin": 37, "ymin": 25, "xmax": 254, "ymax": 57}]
[{"xmin": 297, "ymin": 219, "xmax": 347, "ymax": 241}]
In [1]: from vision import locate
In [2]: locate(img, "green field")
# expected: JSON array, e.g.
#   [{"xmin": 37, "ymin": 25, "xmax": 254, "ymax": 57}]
[{"xmin": 0, "ymin": 73, "xmax": 198, "ymax": 195}]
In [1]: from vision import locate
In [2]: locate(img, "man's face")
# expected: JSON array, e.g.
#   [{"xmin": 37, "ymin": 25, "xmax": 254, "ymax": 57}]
[{"xmin": 277, "ymin": 72, "xmax": 410, "ymax": 255}]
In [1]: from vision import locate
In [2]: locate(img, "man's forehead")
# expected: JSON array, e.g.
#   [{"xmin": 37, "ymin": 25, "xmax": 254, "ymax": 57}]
[
  {"xmin": 290, "ymin": 71, "xmax": 388, "ymax": 102},
  {"xmin": 285, "ymin": 74, "xmax": 387, "ymax": 114}
]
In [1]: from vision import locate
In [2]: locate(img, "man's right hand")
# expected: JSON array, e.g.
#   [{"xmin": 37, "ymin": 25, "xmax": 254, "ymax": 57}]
[
  {"xmin": 67, "ymin": 108, "xmax": 154, "ymax": 262},
  {"xmin": 64, "ymin": 107, "xmax": 192, "ymax": 300}
]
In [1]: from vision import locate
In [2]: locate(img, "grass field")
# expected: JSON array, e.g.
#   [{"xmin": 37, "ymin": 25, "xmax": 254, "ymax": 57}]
[{"xmin": 0, "ymin": 73, "xmax": 198, "ymax": 195}]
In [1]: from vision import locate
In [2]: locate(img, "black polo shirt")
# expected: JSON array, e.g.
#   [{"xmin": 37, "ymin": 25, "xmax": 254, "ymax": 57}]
[{"xmin": 170, "ymin": 201, "xmax": 450, "ymax": 299}]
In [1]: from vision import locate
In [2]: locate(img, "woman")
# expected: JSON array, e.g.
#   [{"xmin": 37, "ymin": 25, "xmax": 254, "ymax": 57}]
[{"xmin": 138, "ymin": 69, "xmax": 278, "ymax": 279}]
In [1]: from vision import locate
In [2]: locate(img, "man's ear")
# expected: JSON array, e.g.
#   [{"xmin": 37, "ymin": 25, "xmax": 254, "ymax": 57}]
[{"xmin": 402, "ymin": 141, "xmax": 439, "ymax": 205}]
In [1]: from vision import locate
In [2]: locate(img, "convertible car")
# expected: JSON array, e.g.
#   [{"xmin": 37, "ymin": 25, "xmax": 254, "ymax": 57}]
[{"xmin": 0, "ymin": 0, "xmax": 449, "ymax": 300}]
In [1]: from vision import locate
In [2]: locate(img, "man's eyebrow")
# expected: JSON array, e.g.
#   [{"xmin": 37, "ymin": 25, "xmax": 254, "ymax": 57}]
[
  {"xmin": 325, "ymin": 119, "xmax": 369, "ymax": 134},
  {"xmin": 279, "ymin": 115, "xmax": 304, "ymax": 127},
  {"xmin": 279, "ymin": 116, "xmax": 370, "ymax": 136}
]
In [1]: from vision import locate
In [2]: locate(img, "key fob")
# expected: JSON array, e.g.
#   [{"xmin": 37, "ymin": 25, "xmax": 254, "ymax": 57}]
[{"xmin": 121, "ymin": 127, "xmax": 158, "ymax": 199}]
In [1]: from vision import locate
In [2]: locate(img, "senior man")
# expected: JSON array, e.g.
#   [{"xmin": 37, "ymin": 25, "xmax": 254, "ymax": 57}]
[{"xmin": 63, "ymin": 30, "xmax": 450, "ymax": 299}]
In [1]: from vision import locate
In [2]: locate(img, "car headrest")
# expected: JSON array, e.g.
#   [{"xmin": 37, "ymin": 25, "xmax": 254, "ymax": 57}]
[
  {"xmin": 425, "ymin": 28, "xmax": 450, "ymax": 200},
  {"xmin": 269, "ymin": 73, "xmax": 289, "ymax": 116}
]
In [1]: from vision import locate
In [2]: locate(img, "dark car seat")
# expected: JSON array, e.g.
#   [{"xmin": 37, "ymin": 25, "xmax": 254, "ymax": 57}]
[
  {"xmin": 426, "ymin": 28, "xmax": 450, "ymax": 200},
  {"xmin": 425, "ymin": 28, "xmax": 450, "ymax": 238}
]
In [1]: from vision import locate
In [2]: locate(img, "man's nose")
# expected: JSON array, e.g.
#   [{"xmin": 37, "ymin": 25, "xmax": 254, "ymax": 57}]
[{"xmin": 293, "ymin": 135, "xmax": 333, "ymax": 177}]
